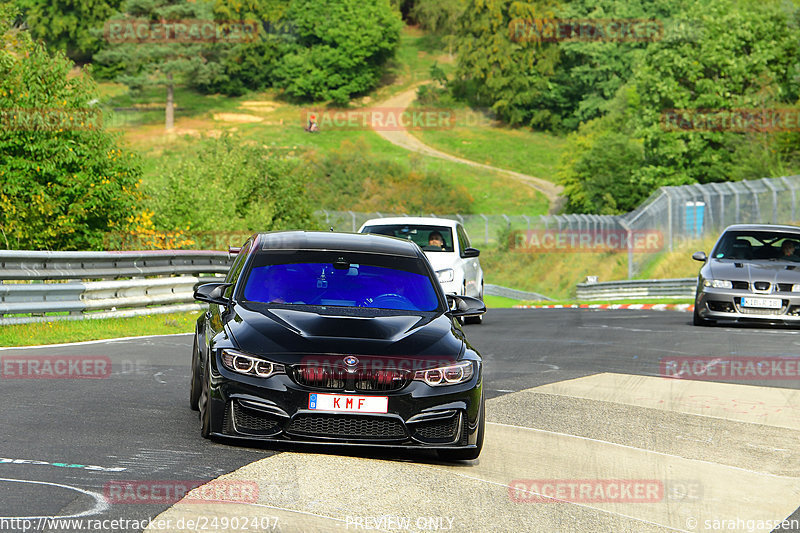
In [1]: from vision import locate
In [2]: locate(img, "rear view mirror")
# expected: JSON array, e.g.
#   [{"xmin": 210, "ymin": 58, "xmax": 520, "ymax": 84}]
[
  {"xmin": 462, "ymin": 247, "xmax": 480, "ymax": 258},
  {"xmin": 692, "ymin": 251, "xmax": 707, "ymax": 262},
  {"xmin": 446, "ymin": 294, "xmax": 486, "ymax": 317},
  {"xmin": 194, "ymin": 282, "xmax": 232, "ymax": 306}
]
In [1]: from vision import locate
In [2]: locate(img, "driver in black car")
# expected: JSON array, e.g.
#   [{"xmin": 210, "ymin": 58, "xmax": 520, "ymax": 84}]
[{"xmin": 428, "ymin": 231, "xmax": 445, "ymax": 250}]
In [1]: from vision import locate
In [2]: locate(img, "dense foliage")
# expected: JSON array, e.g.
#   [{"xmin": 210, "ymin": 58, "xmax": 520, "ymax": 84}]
[
  {"xmin": 145, "ymin": 136, "xmax": 316, "ymax": 235},
  {"xmin": 0, "ymin": 4, "xmax": 143, "ymax": 250},
  {"xmin": 15, "ymin": 0, "xmax": 122, "ymax": 63},
  {"xmin": 449, "ymin": 0, "xmax": 800, "ymax": 213},
  {"xmin": 272, "ymin": 0, "xmax": 403, "ymax": 104}
]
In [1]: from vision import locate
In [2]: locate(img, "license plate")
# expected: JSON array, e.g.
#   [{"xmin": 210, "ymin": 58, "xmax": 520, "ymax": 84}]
[
  {"xmin": 308, "ymin": 393, "xmax": 388, "ymax": 414},
  {"xmin": 741, "ymin": 297, "xmax": 782, "ymax": 309}
]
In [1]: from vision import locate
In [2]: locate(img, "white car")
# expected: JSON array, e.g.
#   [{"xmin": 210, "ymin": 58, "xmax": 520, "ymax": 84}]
[{"xmin": 358, "ymin": 217, "xmax": 485, "ymax": 323}]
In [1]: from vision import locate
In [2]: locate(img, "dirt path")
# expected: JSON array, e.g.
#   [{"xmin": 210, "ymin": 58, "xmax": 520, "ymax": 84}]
[{"xmin": 372, "ymin": 87, "xmax": 565, "ymax": 214}]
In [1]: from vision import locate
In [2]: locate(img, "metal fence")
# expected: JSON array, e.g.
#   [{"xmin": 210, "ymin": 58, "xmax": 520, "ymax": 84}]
[{"xmin": 321, "ymin": 174, "xmax": 800, "ymax": 278}]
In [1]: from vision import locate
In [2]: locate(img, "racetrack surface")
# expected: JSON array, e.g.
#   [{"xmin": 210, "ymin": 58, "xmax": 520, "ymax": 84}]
[{"xmin": 2, "ymin": 309, "xmax": 800, "ymax": 532}]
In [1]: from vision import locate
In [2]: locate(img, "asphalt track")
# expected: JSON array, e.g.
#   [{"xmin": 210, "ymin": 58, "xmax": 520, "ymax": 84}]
[{"xmin": 2, "ymin": 308, "xmax": 800, "ymax": 532}]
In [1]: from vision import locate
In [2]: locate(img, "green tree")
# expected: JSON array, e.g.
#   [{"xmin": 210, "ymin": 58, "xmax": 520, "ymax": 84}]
[
  {"xmin": 273, "ymin": 0, "xmax": 403, "ymax": 104},
  {"xmin": 557, "ymin": 0, "xmax": 800, "ymax": 213},
  {"xmin": 0, "ymin": 5, "xmax": 143, "ymax": 250},
  {"xmin": 411, "ymin": 0, "xmax": 465, "ymax": 55},
  {"xmin": 94, "ymin": 0, "xmax": 231, "ymax": 129},
  {"xmin": 15, "ymin": 0, "xmax": 123, "ymax": 63}
]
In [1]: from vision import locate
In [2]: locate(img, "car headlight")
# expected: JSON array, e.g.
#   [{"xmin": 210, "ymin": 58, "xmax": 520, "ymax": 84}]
[
  {"xmin": 220, "ymin": 349, "xmax": 285, "ymax": 378},
  {"xmin": 703, "ymin": 279, "xmax": 733, "ymax": 289},
  {"xmin": 792, "ymin": 285, "xmax": 800, "ymax": 292},
  {"xmin": 414, "ymin": 361, "xmax": 475, "ymax": 386},
  {"xmin": 436, "ymin": 268, "xmax": 455, "ymax": 283}
]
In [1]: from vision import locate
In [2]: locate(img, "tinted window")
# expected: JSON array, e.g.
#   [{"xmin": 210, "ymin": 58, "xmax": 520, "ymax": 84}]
[
  {"xmin": 711, "ymin": 230, "xmax": 800, "ymax": 261},
  {"xmin": 362, "ymin": 224, "xmax": 454, "ymax": 252},
  {"xmin": 224, "ymin": 240, "xmax": 252, "ymax": 298},
  {"xmin": 241, "ymin": 251, "xmax": 440, "ymax": 312}
]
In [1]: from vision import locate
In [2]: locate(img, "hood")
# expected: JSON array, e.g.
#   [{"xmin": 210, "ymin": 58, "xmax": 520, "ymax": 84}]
[
  {"xmin": 707, "ymin": 259, "xmax": 800, "ymax": 284},
  {"xmin": 424, "ymin": 252, "xmax": 458, "ymax": 272},
  {"xmin": 224, "ymin": 304, "xmax": 464, "ymax": 364}
]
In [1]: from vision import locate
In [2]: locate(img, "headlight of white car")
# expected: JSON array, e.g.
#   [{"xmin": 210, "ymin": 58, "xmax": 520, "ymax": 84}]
[
  {"xmin": 436, "ymin": 268, "xmax": 455, "ymax": 283},
  {"xmin": 703, "ymin": 279, "xmax": 733, "ymax": 289}
]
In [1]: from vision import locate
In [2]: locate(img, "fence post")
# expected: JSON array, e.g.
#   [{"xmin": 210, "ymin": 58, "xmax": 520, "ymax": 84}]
[
  {"xmin": 727, "ymin": 181, "xmax": 740, "ymax": 223},
  {"xmin": 348, "ymin": 210, "xmax": 356, "ymax": 232},
  {"xmin": 761, "ymin": 178, "xmax": 778, "ymax": 224},
  {"xmin": 741, "ymin": 180, "xmax": 761, "ymax": 221},
  {"xmin": 780, "ymin": 177, "xmax": 796, "ymax": 222},
  {"xmin": 665, "ymin": 188, "xmax": 673, "ymax": 252},
  {"xmin": 479, "ymin": 214, "xmax": 489, "ymax": 246}
]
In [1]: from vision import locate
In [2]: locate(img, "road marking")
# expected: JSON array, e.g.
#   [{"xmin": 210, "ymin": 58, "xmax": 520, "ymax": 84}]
[
  {"xmin": 0, "ymin": 477, "xmax": 109, "ymax": 519},
  {"xmin": 0, "ymin": 457, "xmax": 126, "ymax": 472}
]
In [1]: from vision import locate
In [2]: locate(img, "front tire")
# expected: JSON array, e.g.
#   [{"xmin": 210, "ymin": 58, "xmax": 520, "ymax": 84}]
[
  {"xmin": 693, "ymin": 303, "xmax": 715, "ymax": 326},
  {"xmin": 199, "ymin": 362, "xmax": 212, "ymax": 439},
  {"xmin": 189, "ymin": 336, "xmax": 201, "ymax": 411},
  {"xmin": 463, "ymin": 282, "xmax": 484, "ymax": 325}
]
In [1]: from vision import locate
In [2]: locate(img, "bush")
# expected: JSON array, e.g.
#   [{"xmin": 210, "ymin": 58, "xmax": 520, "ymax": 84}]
[
  {"xmin": 0, "ymin": 6, "xmax": 143, "ymax": 250},
  {"xmin": 144, "ymin": 136, "xmax": 317, "ymax": 235}
]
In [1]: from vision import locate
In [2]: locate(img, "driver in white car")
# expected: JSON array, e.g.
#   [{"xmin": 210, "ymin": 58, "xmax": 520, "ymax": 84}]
[{"xmin": 428, "ymin": 231, "xmax": 445, "ymax": 250}]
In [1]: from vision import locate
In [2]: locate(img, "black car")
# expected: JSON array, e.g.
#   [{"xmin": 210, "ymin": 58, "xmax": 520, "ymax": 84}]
[{"xmin": 190, "ymin": 231, "xmax": 486, "ymax": 460}]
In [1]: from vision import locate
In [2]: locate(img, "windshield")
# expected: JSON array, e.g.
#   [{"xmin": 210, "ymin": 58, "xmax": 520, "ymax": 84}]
[
  {"xmin": 711, "ymin": 230, "xmax": 800, "ymax": 261},
  {"xmin": 362, "ymin": 224, "xmax": 455, "ymax": 252},
  {"xmin": 241, "ymin": 251, "xmax": 440, "ymax": 311}
]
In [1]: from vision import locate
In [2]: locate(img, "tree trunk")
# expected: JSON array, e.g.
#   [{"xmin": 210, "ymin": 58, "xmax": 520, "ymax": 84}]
[{"xmin": 165, "ymin": 73, "xmax": 174, "ymax": 131}]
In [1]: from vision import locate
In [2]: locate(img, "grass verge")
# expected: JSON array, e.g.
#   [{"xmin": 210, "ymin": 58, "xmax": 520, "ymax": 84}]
[{"xmin": 0, "ymin": 312, "xmax": 198, "ymax": 348}]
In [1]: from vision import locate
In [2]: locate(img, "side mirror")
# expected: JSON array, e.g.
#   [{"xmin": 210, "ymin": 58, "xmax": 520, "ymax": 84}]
[
  {"xmin": 462, "ymin": 247, "xmax": 480, "ymax": 258},
  {"xmin": 692, "ymin": 251, "xmax": 707, "ymax": 262},
  {"xmin": 194, "ymin": 282, "xmax": 232, "ymax": 306},
  {"xmin": 446, "ymin": 294, "xmax": 486, "ymax": 317}
]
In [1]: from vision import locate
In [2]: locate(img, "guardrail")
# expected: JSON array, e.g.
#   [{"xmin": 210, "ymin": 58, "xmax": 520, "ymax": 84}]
[
  {"xmin": 575, "ymin": 278, "xmax": 696, "ymax": 301},
  {"xmin": 0, "ymin": 251, "xmax": 232, "ymax": 325},
  {"xmin": 0, "ymin": 250, "xmax": 231, "ymax": 280},
  {"xmin": 485, "ymin": 284, "xmax": 552, "ymax": 301}
]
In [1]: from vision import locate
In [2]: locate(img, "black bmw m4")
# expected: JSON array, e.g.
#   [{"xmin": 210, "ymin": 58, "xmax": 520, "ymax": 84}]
[{"xmin": 190, "ymin": 231, "xmax": 486, "ymax": 460}]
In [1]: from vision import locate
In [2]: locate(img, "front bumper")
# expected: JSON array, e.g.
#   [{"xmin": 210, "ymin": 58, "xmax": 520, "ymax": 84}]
[
  {"xmin": 696, "ymin": 287, "xmax": 800, "ymax": 323},
  {"xmin": 205, "ymin": 357, "xmax": 483, "ymax": 450}
]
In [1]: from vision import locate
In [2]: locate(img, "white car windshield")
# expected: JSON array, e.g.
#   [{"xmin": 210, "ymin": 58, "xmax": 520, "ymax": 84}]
[{"xmin": 362, "ymin": 225, "xmax": 455, "ymax": 252}]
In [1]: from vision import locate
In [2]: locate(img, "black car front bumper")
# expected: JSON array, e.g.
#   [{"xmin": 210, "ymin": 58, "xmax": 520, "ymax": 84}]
[{"xmin": 204, "ymin": 357, "xmax": 483, "ymax": 450}]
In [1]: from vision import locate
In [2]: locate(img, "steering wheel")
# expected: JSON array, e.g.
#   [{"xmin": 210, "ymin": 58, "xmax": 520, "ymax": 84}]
[{"xmin": 361, "ymin": 293, "xmax": 414, "ymax": 308}]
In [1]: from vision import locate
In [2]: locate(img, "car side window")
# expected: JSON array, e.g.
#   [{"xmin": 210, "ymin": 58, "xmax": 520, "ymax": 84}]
[
  {"xmin": 456, "ymin": 225, "xmax": 468, "ymax": 256},
  {"xmin": 224, "ymin": 241, "xmax": 252, "ymax": 299}
]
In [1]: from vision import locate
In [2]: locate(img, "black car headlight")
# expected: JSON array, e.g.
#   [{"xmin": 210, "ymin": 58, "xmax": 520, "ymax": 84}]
[
  {"xmin": 220, "ymin": 349, "xmax": 285, "ymax": 378},
  {"xmin": 413, "ymin": 360, "xmax": 475, "ymax": 386}
]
